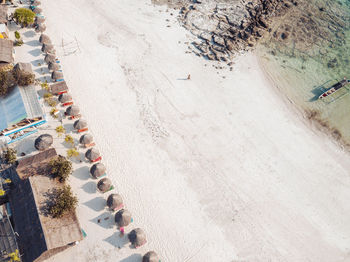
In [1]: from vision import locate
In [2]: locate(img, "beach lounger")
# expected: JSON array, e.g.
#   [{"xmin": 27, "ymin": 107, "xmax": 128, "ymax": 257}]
[
  {"xmin": 84, "ymin": 142, "xmax": 96, "ymax": 148},
  {"xmin": 56, "ymin": 78, "xmax": 65, "ymax": 82},
  {"xmin": 62, "ymin": 101, "xmax": 73, "ymax": 107},
  {"xmin": 77, "ymin": 127, "xmax": 89, "ymax": 133},
  {"xmin": 68, "ymin": 114, "xmax": 81, "ymax": 120},
  {"xmin": 90, "ymin": 156, "xmax": 102, "ymax": 163}
]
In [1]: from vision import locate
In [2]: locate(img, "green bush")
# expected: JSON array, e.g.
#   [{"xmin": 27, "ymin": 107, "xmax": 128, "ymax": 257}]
[
  {"xmin": 49, "ymin": 185, "xmax": 78, "ymax": 218},
  {"xmin": 13, "ymin": 8, "xmax": 35, "ymax": 27},
  {"xmin": 13, "ymin": 68, "xmax": 35, "ymax": 86},
  {"xmin": 49, "ymin": 156, "xmax": 72, "ymax": 182},
  {"xmin": 4, "ymin": 148, "xmax": 17, "ymax": 164},
  {"xmin": 0, "ymin": 71, "xmax": 16, "ymax": 97},
  {"xmin": 14, "ymin": 31, "xmax": 20, "ymax": 40},
  {"xmin": 64, "ymin": 135, "xmax": 74, "ymax": 147},
  {"xmin": 55, "ymin": 125, "xmax": 65, "ymax": 136}
]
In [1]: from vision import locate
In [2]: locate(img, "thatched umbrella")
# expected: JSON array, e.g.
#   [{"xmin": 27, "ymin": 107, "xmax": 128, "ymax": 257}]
[
  {"xmin": 80, "ymin": 133, "xmax": 93, "ymax": 145},
  {"xmin": 142, "ymin": 251, "xmax": 159, "ymax": 262},
  {"xmin": 58, "ymin": 93, "xmax": 72, "ymax": 103},
  {"xmin": 107, "ymin": 194, "xmax": 123, "ymax": 211},
  {"xmin": 48, "ymin": 61, "xmax": 60, "ymax": 71},
  {"xmin": 32, "ymin": 0, "xmax": 41, "ymax": 5},
  {"xmin": 97, "ymin": 177, "xmax": 112, "ymax": 193},
  {"xmin": 33, "ymin": 7, "xmax": 42, "ymax": 14},
  {"xmin": 35, "ymin": 24, "xmax": 46, "ymax": 33},
  {"xmin": 65, "ymin": 105, "xmax": 80, "ymax": 116},
  {"xmin": 115, "ymin": 209, "xmax": 132, "ymax": 228},
  {"xmin": 39, "ymin": 34, "xmax": 51, "ymax": 45},
  {"xmin": 128, "ymin": 228, "xmax": 147, "ymax": 247},
  {"xmin": 85, "ymin": 147, "xmax": 100, "ymax": 162},
  {"xmin": 42, "ymin": 43, "xmax": 55, "ymax": 54},
  {"xmin": 35, "ymin": 16, "xmax": 45, "ymax": 24},
  {"xmin": 51, "ymin": 71, "xmax": 63, "ymax": 80},
  {"xmin": 44, "ymin": 53, "xmax": 56, "ymax": 64},
  {"xmin": 34, "ymin": 134, "xmax": 53, "ymax": 151},
  {"xmin": 73, "ymin": 119, "xmax": 87, "ymax": 130},
  {"xmin": 89, "ymin": 162, "xmax": 106, "ymax": 179}
]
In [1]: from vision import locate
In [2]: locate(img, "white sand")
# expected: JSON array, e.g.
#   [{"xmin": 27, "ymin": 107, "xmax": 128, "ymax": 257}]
[{"xmin": 12, "ymin": 0, "xmax": 350, "ymax": 261}]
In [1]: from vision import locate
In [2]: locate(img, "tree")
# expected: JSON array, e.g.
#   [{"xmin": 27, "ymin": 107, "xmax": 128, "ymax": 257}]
[
  {"xmin": 4, "ymin": 148, "xmax": 17, "ymax": 164},
  {"xmin": 0, "ymin": 70, "xmax": 16, "ymax": 97},
  {"xmin": 49, "ymin": 185, "xmax": 78, "ymax": 218},
  {"xmin": 14, "ymin": 31, "xmax": 20, "ymax": 40},
  {"xmin": 13, "ymin": 68, "xmax": 35, "ymax": 86},
  {"xmin": 13, "ymin": 8, "xmax": 35, "ymax": 27},
  {"xmin": 55, "ymin": 125, "xmax": 65, "ymax": 137},
  {"xmin": 49, "ymin": 156, "xmax": 73, "ymax": 182}
]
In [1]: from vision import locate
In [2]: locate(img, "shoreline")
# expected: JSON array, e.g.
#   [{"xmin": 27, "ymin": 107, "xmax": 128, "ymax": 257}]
[{"xmin": 17, "ymin": 0, "xmax": 350, "ymax": 261}]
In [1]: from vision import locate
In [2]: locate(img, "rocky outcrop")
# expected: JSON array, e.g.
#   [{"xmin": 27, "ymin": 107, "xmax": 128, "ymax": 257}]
[{"xmin": 175, "ymin": 0, "xmax": 298, "ymax": 61}]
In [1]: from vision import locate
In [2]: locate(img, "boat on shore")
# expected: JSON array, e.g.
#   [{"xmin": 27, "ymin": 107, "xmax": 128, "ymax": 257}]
[{"xmin": 319, "ymin": 77, "xmax": 350, "ymax": 99}]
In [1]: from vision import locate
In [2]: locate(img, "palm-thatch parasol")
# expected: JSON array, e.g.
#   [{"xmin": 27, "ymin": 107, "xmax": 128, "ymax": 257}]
[
  {"xmin": 142, "ymin": 251, "xmax": 159, "ymax": 262},
  {"xmin": 39, "ymin": 34, "xmax": 51, "ymax": 45},
  {"xmin": 33, "ymin": 7, "xmax": 42, "ymax": 14},
  {"xmin": 34, "ymin": 134, "xmax": 53, "ymax": 151},
  {"xmin": 51, "ymin": 71, "xmax": 63, "ymax": 80},
  {"xmin": 89, "ymin": 162, "xmax": 106, "ymax": 179},
  {"xmin": 115, "ymin": 209, "xmax": 132, "ymax": 228},
  {"xmin": 58, "ymin": 93, "xmax": 72, "ymax": 103},
  {"xmin": 42, "ymin": 43, "xmax": 55, "ymax": 54},
  {"xmin": 65, "ymin": 105, "xmax": 80, "ymax": 116},
  {"xmin": 48, "ymin": 61, "xmax": 60, "ymax": 71},
  {"xmin": 80, "ymin": 133, "xmax": 93, "ymax": 145},
  {"xmin": 35, "ymin": 24, "xmax": 46, "ymax": 33},
  {"xmin": 73, "ymin": 119, "xmax": 87, "ymax": 130},
  {"xmin": 97, "ymin": 177, "xmax": 112, "ymax": 193},
  {"xmin": 35, "ymin": 16, "xmax": 45, "ymax": 24},
  {"xmin": 128, "ymin": 228, "xmax": 147, "ymax": 247},
  {"xmin": 44, "ymin": 53, "xmax": 56, "ymax": 64},
  {"xmin": 32, "ymin": 0, "xmax": 41, "ymax": 5},
  {"xmin": 85, "ymin": 147, "xmax": 100, "ymax": 162},
  {"xmin": 107, "ymin": 193, "xmax": 123, "ymax": 211}
]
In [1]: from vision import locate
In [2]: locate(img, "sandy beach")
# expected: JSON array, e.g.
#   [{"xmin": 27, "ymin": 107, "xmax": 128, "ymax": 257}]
[{"xmin": 11, "ymin": 0, "xmax": 350, "ymax": 261}]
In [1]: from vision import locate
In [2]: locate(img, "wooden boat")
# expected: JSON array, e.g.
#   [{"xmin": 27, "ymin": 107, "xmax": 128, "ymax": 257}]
[{"xmin": 319, "ymin": 78, "xmax": 349, "ymax": 99}]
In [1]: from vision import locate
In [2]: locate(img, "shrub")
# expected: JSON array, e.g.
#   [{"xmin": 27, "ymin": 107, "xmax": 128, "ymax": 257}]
[
  {"xmin": 45, "ymin": 97, "xmax": 57, "ymax": 107},
  {"xmin": 14, "ymin": 31, "xmax": 20, "ymax": 40},
  {"xmin": 49, "ymin": 156, "xmax": 72, "ymax": 182},
  {"xmin": 41, "ymin": 82, "xmax": 48, "ymax": 90},
  {"xmin": 49, "ymin": 185, "xmax": 78, "ymax": 218},
  {"xmin": 43, "ymin": 92, "xmax": 52, "ymax": 99},
  {"xmin": 14, "ymin": 70, "xmax": 35, "ymax": 86},
  {"xmin": 13, "ymin": 8, "xmax": 35, "ymax": 27},
  {"xmin": 50, "ymin": 108, "xmax": 58, "ymax": 119},
  {"xmin": 0, "ymin": 71, "xmax": 16, "ymax": 97},
  {"xmin": 4, "ymin": 148, "xmax": 16, "ymax": 164},
  {"xmin": 64, "ymin": 135, "xmax": 74, "ymax": 146},
  {"xmin": 55, "ymin": 125, "xmax": 65, "ymax": 137},
  {"xmin": 14, "ymin": 39, "xmax": 23, "ymax": 46},
  {"xmin": 67, "ymin": 148, "xmax": 79, "ymax": 159}
]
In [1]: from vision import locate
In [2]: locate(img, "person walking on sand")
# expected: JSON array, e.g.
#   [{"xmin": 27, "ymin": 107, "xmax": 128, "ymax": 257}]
[
  {"xmin": 119, "ymin": 227, "xmax": 125, "ymax": 236},
  {"xmin": 187, "ymin": 74, "xmax": 191, "ymax": 80}
]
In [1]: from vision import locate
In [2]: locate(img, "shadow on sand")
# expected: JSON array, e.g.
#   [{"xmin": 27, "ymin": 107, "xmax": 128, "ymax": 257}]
[
  {"xmin": 83, "ymin": 196, "xmax": 106, "ymax": 212},
  {"xmin": 72, "ymin": 165, "xmax": 90, "ymax": 180},
  {"xmin": 90, "ymin": 211, "xmax": 114, "ymax": 229},
  {"xmin": 104, "ymin": 232, "xmax": 131, "ymax": 250},
  {"xmin": 82, "ymin": 181, "xmax": 97, "ymax": 194}
]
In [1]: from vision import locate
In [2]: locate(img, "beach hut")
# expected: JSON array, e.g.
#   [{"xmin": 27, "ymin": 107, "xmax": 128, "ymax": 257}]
[
  {"xmin": 79, "ymin": 133, "xmax": 94, "ymax": 147},
  {"xmin": 51, "ymin": 71, "xmax": 63, "ymax": 81},
  {"xmin": 85, "ymin": 147, "xmax": 101, "ymax": 162},
  {"xmin": 58, "ymin": 93, "xmax": 72, "ymax": 106},
  {"xmin": 42, "ymin": 43, "xmax": 55, "ymax": 54},
  {"xmin": 44, "ymin": 53, "xmax": 56, "ymax": 64},
  {"xmin": 107, "ymin": 193, "xmax": 123, "ymax": 211},
  {"xmin": 35, "ymin": 24, "xmax": 46, "ymax": 33},
  {"xmin": 39, "ymin": 34, "xmax": 51, "ymax": 45},
  {"xmin": 33, "ymin": 7, "xmax": 42, "ymax": 14},
  {"xmin": 48, "ymin": 61, "xmax": 60, "ymax": 71},
  {"xmin": 50, "ymin": 81, "xmax": 68, "ymax": 95},
  {"xmin": 0, "ymin": 6, "xmax": 8, "ymax": 25},
  {"xmin": 89, "ymin": 162, "xmax": 106, "ymax": 179},
  {"xmin": 0, "ymin": 39, "xmax": 13, "ymax": 67},
  {"xmin": 73, "ymin": 119, "xmax": 88, "ymax": 131},
  {"xmin": 115, "ymin": 209, "xmax": 132, "ymax": 228},
  {"xmin": 97, "ymin": 177, "xmax": 113, "ymax": 193},
  {"xmin": 128, "ymin": 228, "xmax": 146, "ymax": 248},
  {"xmin": 65, "ymin": 105, "xmax": 80, "ymax": 117},
  {"xmin": 35, "ymin": 16, "xmax": 45, "ymax": 24},
  {"xmin": 142, "ymin": 251, "xmax": 160, "ymax": 262},
  {"xmin": 34, "ymin": 134, "xmax": 53, "ymax": 151}
]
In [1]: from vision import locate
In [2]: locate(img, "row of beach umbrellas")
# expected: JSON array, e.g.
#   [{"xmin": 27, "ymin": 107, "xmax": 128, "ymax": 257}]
[{"xmin": 34, "ymin": 9, "xmax": 158, "ymax": 259}]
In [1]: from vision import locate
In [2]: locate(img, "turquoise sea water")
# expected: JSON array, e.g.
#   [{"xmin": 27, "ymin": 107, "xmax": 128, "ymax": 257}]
[{"xmin": 257, "ymin": 0, "xmax": 350, "ymax": 145}]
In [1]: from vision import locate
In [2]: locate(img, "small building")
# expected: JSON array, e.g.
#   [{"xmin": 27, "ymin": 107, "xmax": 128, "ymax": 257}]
[
  {"xmin": 49, "ymin": 81, "xmax": 68, "ymax": 95},
  {"xmin": 0, "ymin": 86, "xmax": 46, "ymax": 144},
  {"xmin": 0, "ymin": 213, "xmax": 20, "ymax": 262},
  {"xmin": 4, "ymin": 149, "xmax": 83, "ymax": 262},
  {"xmin": 0, "ymin": 39, "xmax": 13, "ymax": 67},
  {"xmin": 0, "ymin": 5, "xmax": 8, "ymax": 25}
]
